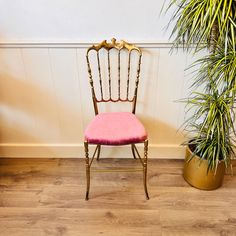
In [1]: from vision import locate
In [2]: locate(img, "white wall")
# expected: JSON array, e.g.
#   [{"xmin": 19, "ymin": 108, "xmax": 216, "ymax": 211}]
[
  {"xmin": 0, "ymin": 0, "xmax": 173, "ymax": 42},
  {"xmin": 0, "ymin": 0, "xmax": 194, "ymax": 158}
]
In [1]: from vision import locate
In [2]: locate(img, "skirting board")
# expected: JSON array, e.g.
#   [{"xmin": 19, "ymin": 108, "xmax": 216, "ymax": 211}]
[{"xmin": 0, "ymin": 144, "xmax": 185, "ymax": 159}]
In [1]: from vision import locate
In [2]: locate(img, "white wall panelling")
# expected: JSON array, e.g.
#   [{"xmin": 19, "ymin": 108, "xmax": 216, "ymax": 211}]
[{"xmin": 0, "ymin": 42, "xmax": 191, "ymax": 158}]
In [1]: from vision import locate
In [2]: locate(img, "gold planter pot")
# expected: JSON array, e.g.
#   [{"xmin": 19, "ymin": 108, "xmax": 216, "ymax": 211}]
[{"xmin": 183, "ymin": 146, "xmax": 225, "ymax": 190}]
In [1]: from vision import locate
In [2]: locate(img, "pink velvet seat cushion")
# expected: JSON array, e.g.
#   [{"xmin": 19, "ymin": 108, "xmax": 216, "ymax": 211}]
[{"xmin": 85, "ymin": 112, "xmax": 147, "ymax": 145}]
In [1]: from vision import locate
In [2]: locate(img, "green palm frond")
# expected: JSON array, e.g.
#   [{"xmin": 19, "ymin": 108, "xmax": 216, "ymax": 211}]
[
  {"xmin": 184, "ymin": 89, "xmax": 235, "ymax": 170},
  {"xmin": 166, "ymin": 0, "xmax": 236, "ymax": 52},
  {"xmin": 192, "ymin": 40, "xmax": 236, "ymax": 91}
]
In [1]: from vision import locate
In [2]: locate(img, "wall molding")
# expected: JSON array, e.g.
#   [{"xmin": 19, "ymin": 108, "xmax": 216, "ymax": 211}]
[
  {"xmin": 0, "ymin": 40, "xmax": 174, "ymax": 48},
  {"xmin": 0, "ymin": 143, "xmax": 185, "ymax": 159}
]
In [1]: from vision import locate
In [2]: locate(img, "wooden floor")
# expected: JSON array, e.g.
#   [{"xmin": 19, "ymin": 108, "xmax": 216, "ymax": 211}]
[{"xmin": 0, "ymin": 158, "xmax": 236, "ymax": 236}]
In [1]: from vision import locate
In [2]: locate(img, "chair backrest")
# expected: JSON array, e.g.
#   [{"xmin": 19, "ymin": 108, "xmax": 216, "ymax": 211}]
[{"xmin": 86, "ymin": 38, "xmax": 142, "ymax": 115}]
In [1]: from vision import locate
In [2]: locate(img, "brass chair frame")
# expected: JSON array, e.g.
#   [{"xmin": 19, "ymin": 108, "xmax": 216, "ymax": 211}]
[{"xmin": 85, "ymin": 38, "xmax": 149, "ymax": 200}]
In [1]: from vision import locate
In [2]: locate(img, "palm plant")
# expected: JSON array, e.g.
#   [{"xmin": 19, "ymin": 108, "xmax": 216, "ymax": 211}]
[
  {"xmin": 165, "ymin": 0, "xmax": 236, "ymax": 171},
  {"xmin": 168, "ymin": 0, "xmax": 236, "ymax": 52}
]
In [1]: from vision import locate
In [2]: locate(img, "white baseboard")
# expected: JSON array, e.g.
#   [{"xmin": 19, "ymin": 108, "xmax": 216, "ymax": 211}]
[{"xmin": 0, "ymin": 143, "xmax": 185, "ymax": 159}]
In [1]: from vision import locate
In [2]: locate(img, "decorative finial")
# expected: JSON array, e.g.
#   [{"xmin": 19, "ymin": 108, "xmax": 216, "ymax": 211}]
[{"xmin": 111, "ymin": 38, "xmax": 116, "ymax": 44}]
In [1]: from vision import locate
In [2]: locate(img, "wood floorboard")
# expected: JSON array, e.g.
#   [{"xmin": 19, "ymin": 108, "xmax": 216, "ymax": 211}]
[{"xmin": 0, "ymin": 158, "xmax": 236, "ymax": 236}]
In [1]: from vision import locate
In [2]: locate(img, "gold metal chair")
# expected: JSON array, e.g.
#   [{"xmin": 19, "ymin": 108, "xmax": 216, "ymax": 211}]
[{"xmin": 84, "ymin": 38, "xmax": 149, "ymax": 200}]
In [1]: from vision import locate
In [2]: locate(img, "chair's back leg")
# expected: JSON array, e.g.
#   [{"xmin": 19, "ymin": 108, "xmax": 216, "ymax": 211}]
[
  {"xmin": 143, "ymin": 139, "xmax": 149, "ymax": 200},
  {"xmin": 131, "ymin": 144, "xmax": 137, "ymax": 159},
  {"xmin": 96, "ymin": 145, "xmax": 101, "ymax": 161}
]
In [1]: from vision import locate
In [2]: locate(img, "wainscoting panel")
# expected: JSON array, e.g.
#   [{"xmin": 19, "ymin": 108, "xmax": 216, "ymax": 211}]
[{"xmin": 0, "ymin": 42, "xmax": 191, "ymax": 158}]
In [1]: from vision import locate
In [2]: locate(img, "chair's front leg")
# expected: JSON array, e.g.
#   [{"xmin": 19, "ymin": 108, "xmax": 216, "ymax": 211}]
[
  {"xmin": 84, "ymin": 141, "xmax": 90, "ymax": 200},
  {"xmin": 143, "ymin": 139, "xmax": 149, "ymax": 200}
]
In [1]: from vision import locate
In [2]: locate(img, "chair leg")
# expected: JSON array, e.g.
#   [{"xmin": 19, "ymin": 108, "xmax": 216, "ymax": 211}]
[
  {"xmin": 143, "ymin": 139, "xmax": 149, "ymax": 200},
  {"xmin": 84, "ymin": 141, "xmax": 90, "ymax": 200},
  {"xmin": 131, "ymin": 144, "xmax": 137, "ymax": 159},
  {"xmin": 96, "ymin": 145, "xmax": 101, "ymax": 161}
]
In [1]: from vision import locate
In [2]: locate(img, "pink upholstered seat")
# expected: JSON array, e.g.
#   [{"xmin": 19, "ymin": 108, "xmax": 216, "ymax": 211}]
[{"xmin": 85, "ymin": 112, "xmax": 147, "ymax": 145}]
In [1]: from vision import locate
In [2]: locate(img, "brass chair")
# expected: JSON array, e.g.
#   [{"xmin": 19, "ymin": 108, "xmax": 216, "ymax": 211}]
[{"xmin": 84, "ymin": 38, "xmax": 149, "ymax": 200}]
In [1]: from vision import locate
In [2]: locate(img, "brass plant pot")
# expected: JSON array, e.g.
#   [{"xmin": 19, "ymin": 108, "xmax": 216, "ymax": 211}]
[{"xmin": 183, "ymin": 146, "xmax": 225, "ymax": 190}]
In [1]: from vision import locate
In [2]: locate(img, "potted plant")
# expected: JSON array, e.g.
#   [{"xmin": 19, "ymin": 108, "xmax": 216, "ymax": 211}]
[{"xmin": 164, "ymin": 0, "xmax": 236, "ymax": 189}]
